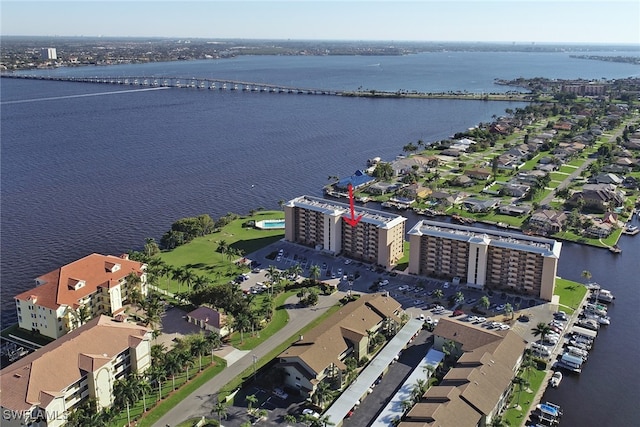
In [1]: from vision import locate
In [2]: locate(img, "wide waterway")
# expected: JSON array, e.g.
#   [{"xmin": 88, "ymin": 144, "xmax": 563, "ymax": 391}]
[{"xmin": 1, "ymin": 51, "xmax": 639, "ymax": 424}]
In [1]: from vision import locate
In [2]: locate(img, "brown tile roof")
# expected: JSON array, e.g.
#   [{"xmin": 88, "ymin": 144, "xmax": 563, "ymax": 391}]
[
  {"xmin": 278, "ymin": 294, "xmax": 401, "ymax": 376},
  {"xmin": 14, "ymin": 253, "xmax": 145, "ymax": 310},
  {"xmin": 187, "ymin": 306, "xmax": 225, "ymax": 328},
  {"xmin": 405, "ymin": 318, "xmax": 527, "ymax": 425},
  {"xmin": 0, "ymin": 316, "xmax": 150, "ymax": 411}
]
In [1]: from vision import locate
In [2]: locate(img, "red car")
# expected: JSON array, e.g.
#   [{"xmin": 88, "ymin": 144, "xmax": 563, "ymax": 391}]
[{"xmin": 452, "ymin": 309, "xmax": 465, "ymax": 316}]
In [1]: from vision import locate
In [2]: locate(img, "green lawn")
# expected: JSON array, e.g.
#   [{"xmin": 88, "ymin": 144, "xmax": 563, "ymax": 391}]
[
  {"xmin": 554, "ymin": 278, "xmax": 588, "ymax": 314},
  {"xmin": 502, "ymin": 368, "xmax": 548, "ymax": 426},
  {"xmin": 156, "ymin": 210, "xmax": 285, "ymax": 291}
]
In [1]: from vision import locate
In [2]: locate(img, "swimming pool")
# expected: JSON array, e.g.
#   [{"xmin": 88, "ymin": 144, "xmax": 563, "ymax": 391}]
[{"xmin": 255, "ymin": 219, "xmax": 286, "ymax": 229}]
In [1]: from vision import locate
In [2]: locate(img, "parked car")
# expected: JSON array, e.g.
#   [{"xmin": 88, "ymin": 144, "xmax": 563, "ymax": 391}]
[
  {"xmin": 452, "ymin": 309, "xmax": 465, "ymax": 316},
  {"xmin": 273, "ymin": 388, "xmax": 288, "ymax": 399},
  {"xmin": 302, "ymin": 409, "xmax": 320, "ymax": 419},
  {"xmin": 443, "ymin": 282, "xmax": 450, "ymax": 289}
]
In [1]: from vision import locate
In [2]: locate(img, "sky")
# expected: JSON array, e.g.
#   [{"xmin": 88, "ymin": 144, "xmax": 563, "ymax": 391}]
[{"xmin": 1, "ymin": 0, "xmax": 639, "ymax": 45}]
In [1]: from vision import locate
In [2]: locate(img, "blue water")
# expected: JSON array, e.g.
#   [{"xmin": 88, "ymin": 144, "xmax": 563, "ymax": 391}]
[
  {"xmin": 258, "ymin": 220, "xmax": 286, "ymax": 229},
  {"xmin": 2, "ymin": 51, "xmax": 639, "ymax": 424}
]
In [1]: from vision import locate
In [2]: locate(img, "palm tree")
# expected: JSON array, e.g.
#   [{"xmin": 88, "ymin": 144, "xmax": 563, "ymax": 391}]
[
  {"xmin": 171, "ymin": 266, "xmax": 185, "ymax": 293},
  {"xmin": 164, "ymin": 352, "xmax": 182, "ymax": 391},
  {"xmin": 412, "ymin": 378, "xmax": 427, "ymax": 402},
  {"xmin": 531, "ymin": 322, "xmax": 552, "ymax": 343},
  {"xmin": 206, "ymin": 331, "xmax": 223, "ymax": 361},
  {"xmin": 113, "ymin": 376, "xmax": 142, "ymax": 426},
  {"xmin": 432, "ymin": 289, "xmax": 444, "ymax": 301},
  {"xmin": 216, "ymin": 240, "xmax": 228, "ymax": 260},
  {"xmin": 581, "ymin": 269, "xmax": 593, "ymax": 284},
  {"xmin": 309, "ymin": 264, "xmax": 321, "ymax": 282},
  {"xmin": 489, "ymin": 416, "xmax": 508, "ymax": 427},
  {"xmin": 266, "ymin": 265, "xmax": 280, "ymax": 294},
  {"xmin": 454, "ymin": 291, "xmax": 465, "ymax": 305},
  {"xmin": 504, "ymin": 302, "xmax": 514, "ymax": 320},
  {"xmin": 283, "ymin": 414, "xmax": 298, "ymax": 426},
  {"xmin": 190, "ymin": 333, "xmax": 209, "ymax": 371},
  {"xmin": 233, "ymin": 312, "xmax": 251, "ymax": 343},
  {"xmin": 511, "ymin": 375, "xmax": 529, "ymax": 409},
  {"xmin": 290, "ymin": 263, "xmax": 303, "ymax": 280},
  {"xmin": 245, "ymin": 394, "xmax": 258, "ymax": 414},
  {"xmin": 313, "ymin": 381, "xmax": 332, "ymax": 409},
  {"xmin": 212, "ymin": 400, "xmax": 228, "ymax": 424},
  {"xmin": 422, "ymin": 363, "xmax": 436, "ymax": 379},
  {"xmin": 125, "ymin": 272, "xmax": 143, "ymax": 307},
  {"xmin": 401, "ymin": 398, "xmax": 414, "ymax": 413}
]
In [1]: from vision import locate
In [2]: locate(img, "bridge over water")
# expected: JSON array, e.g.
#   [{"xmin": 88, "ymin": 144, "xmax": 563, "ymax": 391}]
[
  {"xmin": 1, "ymin": 73, "xmax": 532, "ymax": 101},
  {"xmin": 1, "ymin": 74, "xmax": 345, "ymax": 96}
]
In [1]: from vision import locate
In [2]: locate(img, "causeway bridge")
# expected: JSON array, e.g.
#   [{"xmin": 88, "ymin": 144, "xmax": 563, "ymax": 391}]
[
  {"xmin": 1, "ymin": 73, "xmax": 533, "ymax": 101},
  {"xmin": 0, "ymin": 74, "xmax": 344, "ymax": 96}
]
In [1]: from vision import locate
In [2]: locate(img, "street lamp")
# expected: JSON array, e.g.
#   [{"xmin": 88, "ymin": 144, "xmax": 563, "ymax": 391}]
[{"xmin": 252, "ymin": 354, "xmax": 258, "ymax": 382}]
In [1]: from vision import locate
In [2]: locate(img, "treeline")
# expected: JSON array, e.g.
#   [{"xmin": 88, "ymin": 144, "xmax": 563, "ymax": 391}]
[{"xmin": 160, "ymin": 212, "xmax": 240, "ymax": 249}]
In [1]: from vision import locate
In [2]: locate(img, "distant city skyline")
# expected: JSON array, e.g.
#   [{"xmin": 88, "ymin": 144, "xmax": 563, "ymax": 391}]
[{"xmin": 1, "ymin": 1, "xmax": 639, "ymax": 45}]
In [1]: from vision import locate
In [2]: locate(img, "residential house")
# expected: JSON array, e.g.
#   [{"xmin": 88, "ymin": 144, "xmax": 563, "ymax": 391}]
[
  {"xmin": 335, "ymin": 170, "xmax": 375, "ymax": 191},
  {"xmin": 429, "ymin": 191, "xmax": 456, "ymax": 207},
  {"xmin": 586, "ymin": 220, "xmax": 614, "ymax": 238},
  {"xmin": 498, "ymin": 204, "xmax": 532, "ymax": 217},
  {"xmin": 399, "ymin": 318, "xmax": 526, "ymax": 427},
  {"xmin": 399, "ymin": 183, "xmax": 432, "ymax": 200},
  {"xmin": 593, "ymin": 173, "xmax": 623, "ymax": 185},
  {"xmin": 452, "ymin": 175, "xmax": 475, "ymax": 187},
  {"xmin": 528, "ymin": 210, "xmax": 568, "ymax": 234},
  {"xmin": 462, "ymin": 198, "xmax": 499, "ymax": 213},
  {"xmin": 464, "ymin": 169, "xmax": 492, "ymax": 181},
  {"xmin": 0, "ymin": 316, "xmax": 151, "ymax": 427},
  {"xmin": 14, "ymin": 254, "xmax": 147, "ymax": 340},
  {"xmin": 277, "ymin": 294, "xmax": 402, "ymax": 397},
  {"xmin": 368, "ymin": 181, "xmax": 400, "ymax": 195},
  {"xmin": 567, "ymin": 184, "xmax": 625, "ymax": 212},
  {"xmin": 499, "ymin": 183, "xmax": 530, "ymax": 198},
  {"xmin": 186, "ymin": 306, "xmax": 230, "ymax": 337}
]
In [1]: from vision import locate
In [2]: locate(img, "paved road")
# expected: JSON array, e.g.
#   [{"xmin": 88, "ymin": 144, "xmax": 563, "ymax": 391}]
[{"xmin": 153, "ymin": 291, "xmax": 344, "ymax": 427}]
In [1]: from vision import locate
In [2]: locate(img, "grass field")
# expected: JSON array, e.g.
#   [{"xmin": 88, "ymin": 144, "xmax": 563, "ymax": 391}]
[
  {"xmin": 502, "ymin": 368, "xmax": 547, "ymax": 426},
  {"xmin": 554, "ymin": 277, "xmax": 589, "ymax": 314},
  {"xmin": 155, "ymin": 210, "xmax": 285, "ymax": 292}
]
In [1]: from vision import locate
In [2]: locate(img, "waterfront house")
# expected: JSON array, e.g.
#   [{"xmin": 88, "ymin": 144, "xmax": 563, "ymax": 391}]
[
  {"xmin": 334, "ymin": 170, "xmax": 375, "ymax": 191},
  {"xmin": 14, "ymin": 253, "xmax": 147, "ymax": 340},
  {"xmin": 0, "ymin": 316, "xmax": 151, "ymax": 427},
  {"xmin": 277, "ymin": 294, "xmax": 402, "ymax": 397},
  {"xmin": 528, "ymin": 209, "xmax": 568, "ymax": 234}
]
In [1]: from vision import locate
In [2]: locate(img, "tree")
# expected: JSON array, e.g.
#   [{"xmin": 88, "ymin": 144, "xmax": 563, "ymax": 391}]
[
  {"xmin": 190, "ymin": 333, "xmax": 209, "ymax": 371},
  {"xmin": 206, "ymin": 331, "xmax": 222, "ymax": 360},
  {"xmin": 216, "ymin": 240, "xmax": 228, "ymax": 260},
  {"xmin": 245, "ymin": 394, "xmax": 258, "ymax": 414},
  {"xmin": 233, "ymin": 312, "xmax": 251, "ymax": 343},
  {"xmin": 432, "ymin": 289, "xmax": 444, "ymax": 301},
  {"xmin": 283, "ymin": 414, "xmax": 298, "ymax": 426},
  {"xmin": 504, "ymin": 302, "xmax": 514, "ymax": 320},
  {"xmin": 479, "ymin": 295, "xmax": 491, "ymax": 311},
  {"xmin": 313, "ymin": 380, "xmax": 333, "ymax": 409},
  {"xmin": 372, "ymin": 162, "xmax": 394, "ymax": 181},
  {"xmin": 581, "ymin": 270, "xmax": 593, "ymax": 284},
  {"xmin": 126, "ymin": 272, "xmax": 143, "ymax": 307},
  {"xmin": 144, "ymin": 237, "xmax": 160, "ymax": 257},
  {"xmin": 309, "ymin": 264, "xmax": 321, "ymax": 282},
  {"xmin": 113, "ymin": 375, "xmax": 143, "ymax": 426},
  {"xmin": 412, "ymin": 378, "xmax": 427, "ymax": 402},
  {"xmin": 164, "ymin": 352, "xmax": 182, "ymax": 390},
  {"xmin": 531, "ymin": 322, "xmax": 552, "ymax": 343},
  {"xmin": 212, "ymin": 400, "xmax": 228, "ymax": 423},
  {"xmin": 511, "ymin": 375, "xmax": 529, "ymax": 409},
  {"xmin": 454, "ymin": 291, "xmax": 465, "ymax": 305}
]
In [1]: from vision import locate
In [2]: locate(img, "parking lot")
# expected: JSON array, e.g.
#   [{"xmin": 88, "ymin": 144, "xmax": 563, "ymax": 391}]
[{"xmin": 214, "ymin": 239, "xmax": 561, "ymax": 426}]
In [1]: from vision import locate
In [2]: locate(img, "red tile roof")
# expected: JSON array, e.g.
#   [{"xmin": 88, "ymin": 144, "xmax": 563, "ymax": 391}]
[{"xmin": 14, "ymin": 253, "xmax": 145, "ymax": 310}]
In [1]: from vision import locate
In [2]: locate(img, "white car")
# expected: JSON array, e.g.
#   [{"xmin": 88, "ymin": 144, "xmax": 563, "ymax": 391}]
[
  {"xmin": 380, "ymin": 279, "xmax": 389, "ymax": 286},
  {"xmin": 476, "ymin": 317, "xmax": 486, "ymax": 323},
  {"xmin": 443, "ymin": 282, "xmax": 450, "ymax": 289},
  {"xmin": 398, "ymin": 285, "xmax": 408, "ymax": 291},
  {"xmin": 302, "ymin": 409, "xmax": 320, "ymax": 419}
]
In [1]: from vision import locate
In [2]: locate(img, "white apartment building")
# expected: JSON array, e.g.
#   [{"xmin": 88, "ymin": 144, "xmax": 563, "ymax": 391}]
[
  {"xmin": 40, "ymin": 48, "xmax": 57, "ymax": 60},
  {"xmin": 0, "ymin": 316, "xmax": 151, "ymax": 427},
  {"xmin": 284, "ymin": 195, "xmax": 407, "ymax": 269},
  {"xmin": 408, "ymin": 220, "xmax": 561, "ymax": 300},
  {"xmin": 14, "ymin": 253, "xmax": 147, "ymax": 340}
]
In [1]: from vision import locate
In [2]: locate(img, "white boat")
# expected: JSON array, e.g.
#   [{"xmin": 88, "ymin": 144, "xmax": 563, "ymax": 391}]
[
  {"xmin": 596, "ymin": 289, "xmax": 615, "ymax": 303},
  {"xmin": 550, "ymin": 371, "xmax": 563, "ymax": 388}
]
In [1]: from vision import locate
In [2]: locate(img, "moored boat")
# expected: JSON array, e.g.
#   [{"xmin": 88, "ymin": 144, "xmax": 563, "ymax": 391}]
[{"xmin": 550, "ymin": 371, "xmax": 562, "ymax": 388}]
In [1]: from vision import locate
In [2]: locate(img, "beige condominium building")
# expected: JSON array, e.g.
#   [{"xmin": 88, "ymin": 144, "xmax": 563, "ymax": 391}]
[
  {"xmin": 408, "ymin": 220, "xmax": 561, "ymax": 300},
  {"xmin": 0, "ymin": 316, "xmax": 151, "ymax": 427},
  {"xmin": 284, "ymin": 195, "xmax": 407, "ymax": 269},
  {"xmin": 14, "ymin": 253, "xmax": 147, "ymax": 340}
]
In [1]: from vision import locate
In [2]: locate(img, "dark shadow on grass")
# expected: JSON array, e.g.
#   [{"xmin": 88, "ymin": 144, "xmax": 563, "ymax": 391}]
[{"xmin": 230, "ymin": 235, "xmax": 283, "ymax": 255}]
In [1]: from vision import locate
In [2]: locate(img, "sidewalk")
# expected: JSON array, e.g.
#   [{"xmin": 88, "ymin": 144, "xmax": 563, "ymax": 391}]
[{"xmin": 152, "ymin": 291, "xmax": 344, "ymax": 427}]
